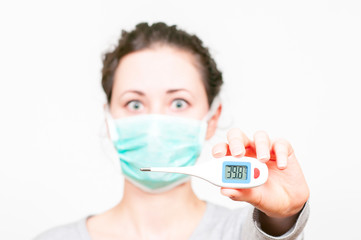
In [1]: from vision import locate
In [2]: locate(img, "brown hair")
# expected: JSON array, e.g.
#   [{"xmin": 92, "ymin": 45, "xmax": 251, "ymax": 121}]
[{"xmin": 101, "ymin": 22, "xmax": 223, "ymax": 106}]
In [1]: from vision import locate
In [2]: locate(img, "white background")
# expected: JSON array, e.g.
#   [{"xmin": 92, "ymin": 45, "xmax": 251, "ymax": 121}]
[{"xmin": 1, "ymin": 0, "xmax": 360, "ymax": 239}]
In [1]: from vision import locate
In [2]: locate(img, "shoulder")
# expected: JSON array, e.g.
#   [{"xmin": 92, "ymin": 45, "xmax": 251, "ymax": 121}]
[
  {"xmin": 33, "ymin": 218, "xmax": 90, "ymax": 240},
  {"xmin": 205, "ymin": 201, "xmax": 252, "ymax": 224},
  {"xmin": 189, "ymin": 202, "xmax": 252, "ymax": 240}
]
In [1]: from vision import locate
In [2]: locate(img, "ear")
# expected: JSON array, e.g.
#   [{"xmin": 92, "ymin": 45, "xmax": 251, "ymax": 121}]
[{"xmin": 205, "ymin": 104, "xmax": 222, "ymax": 140}]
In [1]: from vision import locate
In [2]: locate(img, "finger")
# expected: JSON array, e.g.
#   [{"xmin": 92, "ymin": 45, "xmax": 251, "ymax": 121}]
[
  {"xmin": 212, "ymin": 142, "xmax": 229, "ymax": 158},
  {"xmin": 220, "ymin": 188, "xmax": 262, "ymax": 208},
  {"xmin": 272, "ymin": 139, "xmax": 293, "ymax": 169},
  {"xmin": 253, "ymin": 131, "xmax": 271, "ymax": 163},
  {"xmin": 226, "ymin": 128, "xmax": 251, "ymax": 157}
]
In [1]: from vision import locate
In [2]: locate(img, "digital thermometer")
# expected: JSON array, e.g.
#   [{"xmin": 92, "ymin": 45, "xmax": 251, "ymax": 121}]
[{"xmin": 140, "ymin": 156, "xmax": 268, "ymax": 189}]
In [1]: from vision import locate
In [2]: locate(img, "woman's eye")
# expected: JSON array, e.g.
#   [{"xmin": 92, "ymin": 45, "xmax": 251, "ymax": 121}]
[
  {"xmin": 171, "ymin": 99, "xmax": 188, "ymax": 110},
  {"xmin": 126, "ymin": 100, "xmax": 144, "ymax": 111}
]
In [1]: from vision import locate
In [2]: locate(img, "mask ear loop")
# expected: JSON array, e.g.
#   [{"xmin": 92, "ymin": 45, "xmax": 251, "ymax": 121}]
[
  {"xmin": 103, "ymin": 105, "xmax": 119, "ymax": 142},
  {"xmin": 98, "ymin": 104, "xmax": 122, "ymax": 172},
  {"xmin": 203, "ymin": 96, "xmax": 222, "ymax": 123},
  {"xmin": 202, "ymin": 95, "xmax": 235, "ymax": 136}
]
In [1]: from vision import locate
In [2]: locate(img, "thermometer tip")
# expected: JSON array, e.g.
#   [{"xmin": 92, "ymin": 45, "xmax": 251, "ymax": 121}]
[{"xmin": 140, "ymin": 168, "xmax": 151, "ymax": 171}]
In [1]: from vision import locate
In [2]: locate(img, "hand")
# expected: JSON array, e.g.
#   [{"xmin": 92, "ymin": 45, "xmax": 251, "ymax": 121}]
[{"xmin": 212, "ymin": 129, "xmax": 309, "ymax": 218}]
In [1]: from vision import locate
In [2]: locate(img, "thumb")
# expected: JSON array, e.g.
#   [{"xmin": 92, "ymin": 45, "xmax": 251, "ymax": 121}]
[{"xmin": 220, "ymin": 188, "xmax": 262, "ymax": 208}]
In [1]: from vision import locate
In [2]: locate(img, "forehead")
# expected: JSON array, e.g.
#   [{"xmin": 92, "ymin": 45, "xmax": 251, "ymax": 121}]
[{"xmin": 113, "ymin": 46, "xmax": 205, "ymax": 93}]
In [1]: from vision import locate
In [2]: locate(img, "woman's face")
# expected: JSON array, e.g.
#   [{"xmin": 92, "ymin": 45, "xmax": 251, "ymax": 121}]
[{"xmin": 109, "ymin": 46, "xmax": 209, "ymax": 120}]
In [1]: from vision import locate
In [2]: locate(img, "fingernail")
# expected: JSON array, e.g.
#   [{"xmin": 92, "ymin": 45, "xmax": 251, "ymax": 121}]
[
  {"xmin": 257, "ymin": 153, "xmax": 270, "ymax": 162},
  {"xmin": 278, "ymin": 157, "xmax": 287, "ymax": 169},
  {"xmin": 212, "ymin": 148, "xmax": 223, "ymax": 156},
  {"xmin": 213, "ymin": 151, "xmax": 223, "ymax": 157},
  {"xmin": 231, "ymin": 146, "xmax": 244, "ymax": 156}
]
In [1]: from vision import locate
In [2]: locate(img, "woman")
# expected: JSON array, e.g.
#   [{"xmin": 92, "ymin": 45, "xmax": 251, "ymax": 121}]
[{"xmin": 36, "ymin": 22, "xmax": 310, "ymax": 239}]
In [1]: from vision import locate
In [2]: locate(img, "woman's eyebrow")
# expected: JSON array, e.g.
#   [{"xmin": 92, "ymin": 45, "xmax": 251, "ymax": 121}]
[
  {"xmin": 167, "ymin": 88, "xmax": 195, "ymax": 99},
  {"xmin": 166, "ymin": 88, "xmax": 190, "ymax": 94},
  {"xmin": 120, "ymin": 90, "xmax": 145, "ymax": 97}
]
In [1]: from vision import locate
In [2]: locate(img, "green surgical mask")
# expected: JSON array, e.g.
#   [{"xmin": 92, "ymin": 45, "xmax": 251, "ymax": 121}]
[{"xmin": 106, "ymin": 113, "xmax": 208, "ymax": 193}]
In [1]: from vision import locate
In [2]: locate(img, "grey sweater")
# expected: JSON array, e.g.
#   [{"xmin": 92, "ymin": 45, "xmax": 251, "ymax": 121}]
[{"xmin": 34, "ymin": 202, "xmax": 309, "ymax": 240}]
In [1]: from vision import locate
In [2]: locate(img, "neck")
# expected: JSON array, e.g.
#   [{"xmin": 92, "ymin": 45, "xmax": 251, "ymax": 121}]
[{"xmin": 114, "ymin": 179, "xmax": 206, "ymax": 238}]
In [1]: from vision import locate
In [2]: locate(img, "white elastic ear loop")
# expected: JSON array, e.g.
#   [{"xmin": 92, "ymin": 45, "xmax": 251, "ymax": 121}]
[
  {"xmin": 202, "ymin": 96, "xmax": 221, "ymax": 122},
  {"xmin": 104, "ymin": 105, "xmax": 119, "ymax": 142}
]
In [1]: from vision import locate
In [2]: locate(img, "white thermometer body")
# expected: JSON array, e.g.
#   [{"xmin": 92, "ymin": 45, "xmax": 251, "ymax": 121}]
[{"xmin": 140, "ymin": 156, "xmax": 268, "ymax": 189}]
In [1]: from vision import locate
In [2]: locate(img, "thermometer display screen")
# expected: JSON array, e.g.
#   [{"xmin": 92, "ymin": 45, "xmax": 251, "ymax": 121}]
[{"xmin": 225, "ymin": 165, "xmax": 248, "ymax": 180}]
